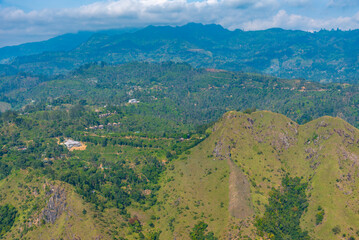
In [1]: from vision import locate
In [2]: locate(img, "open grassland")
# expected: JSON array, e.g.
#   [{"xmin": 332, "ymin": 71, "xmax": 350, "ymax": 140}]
[{"xmin": 149, "ymin": 111, "xmax": 359, "ymax": 239}]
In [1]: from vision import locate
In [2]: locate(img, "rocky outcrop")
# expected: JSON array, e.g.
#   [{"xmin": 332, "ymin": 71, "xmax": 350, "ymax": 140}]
[{"xmin": 41, "ymin": 186, "xmax": 67, "ymax": 224}]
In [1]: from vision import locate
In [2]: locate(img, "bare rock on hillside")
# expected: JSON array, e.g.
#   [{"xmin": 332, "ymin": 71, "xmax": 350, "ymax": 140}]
[
  {"xmin": 214, "ymin": 139, "xmax": 231, "ymax": 160},
  {"xmin": 41, "ymin": 186, "xmax": 67, "ymax": 224},
  {"xmin": 339, "ymin": 147, "xmax": 359, "ymax": 166},
  {"xmin": 272, "ymin": 132, "xmax": 296, "ymax": 151},
  {"xmin": 317, "ymin": 121, "xmax": 328, "ymax": 128}
]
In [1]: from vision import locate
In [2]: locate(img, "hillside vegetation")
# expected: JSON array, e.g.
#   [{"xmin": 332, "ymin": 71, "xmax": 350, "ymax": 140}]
[
  {"xmin": 147, "ymin": 111, "xmax": 359, "ymax": 239},
  {"xmin": 3, "ymin": 23, "xmax": 359, "ymax": 83},
  {"xmin": 0, "ymin": 93, "xmax": 359, "ymax": 239},
  {"xmin": 1, "ymin": 62, "xmax": 359, "ymax": 129},
  {"xmin": 0, "ymin": 37, "xmax": 359, "ymax": 238},
  {"xmin": 0, "ymin": 100, "xmax": 206, "ymax": 239}
]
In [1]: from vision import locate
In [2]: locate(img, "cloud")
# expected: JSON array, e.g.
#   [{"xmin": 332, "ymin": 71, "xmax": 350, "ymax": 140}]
[
  {"xmin": 241, "ymin": 9, "xmax": 359, "ymax": 31},
  {"xmin": 0, "ymin": 0, "xmax": 359, "ymax": 47},
  {"xmin": 327, "ymin": 0, "xmax": 359, "ymax": 9},
  {"xmin": 283, "ymin": 0, "xmax": 310, "ymax": 7}
]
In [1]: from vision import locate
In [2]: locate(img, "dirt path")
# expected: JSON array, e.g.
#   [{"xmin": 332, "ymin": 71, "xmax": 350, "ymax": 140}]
[
  {"xmin": 69, "ymin": 143, "xmax": 87, "ymax": 151},
  {"xmin": 214, "ymin": 137, "xmax": 254, "ymax": 219},
  {"xmin": 227, "ymin": 158, "xmax": 254, "ymax": 219}
]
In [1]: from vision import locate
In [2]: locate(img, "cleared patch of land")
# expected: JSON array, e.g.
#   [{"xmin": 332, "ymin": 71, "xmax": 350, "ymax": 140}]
[{"xmin": 228, "ymin": 158, "xmax": 253, "ymax": 219}]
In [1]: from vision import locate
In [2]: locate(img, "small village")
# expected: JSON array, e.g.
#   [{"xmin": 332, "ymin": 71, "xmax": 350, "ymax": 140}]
[
  {"xmin": 88, "ymin": 98, "xmax": 140, "ymax": 130},
  {"xmin": 87, "ymin": 122, "xmax": 121, "ymax": 130}
]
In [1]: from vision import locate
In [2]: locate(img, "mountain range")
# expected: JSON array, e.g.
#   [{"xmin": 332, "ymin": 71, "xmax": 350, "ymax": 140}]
[
  {"xmin": 1, "ymin": 23, "xmax": 359, "ymax": 240},
  {"xmin": 2, "ymin": 23, "xmax": 359, "ymax": 83}
]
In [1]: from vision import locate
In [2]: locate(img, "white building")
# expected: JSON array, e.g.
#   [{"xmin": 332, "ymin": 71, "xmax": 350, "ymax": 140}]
[
  {"xmin": 64, "ymin": 139, "xmax": 82, "ymax": 149},
  {"xmin": 128, "ymin": 99, "xmax": 140, "ymax": 104}
]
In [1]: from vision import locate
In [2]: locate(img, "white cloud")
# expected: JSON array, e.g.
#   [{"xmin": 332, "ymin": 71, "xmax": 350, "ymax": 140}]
[
  {"xmin": 242, "ymin": 9, "xmax": 359, "ymax": 31},
  {"xmin": 327, "ymin": 0, "xmax": 359, "ymax": 9},
  {"xmin": 0, "ymin": 0, "xmax": 359, "ymax": 47},
  {"xmin": 284, "ymin": 0, "xmax": 309, "ymax": 7}
]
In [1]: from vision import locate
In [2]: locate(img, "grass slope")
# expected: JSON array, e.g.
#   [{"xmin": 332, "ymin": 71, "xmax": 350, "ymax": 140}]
[
  {"xmin": 0, "ymin": 169, "xmax": 127, "ymax": 240},
  {"xmin": 151, "ymin": 111, "xmax": 359, "ymax": 239},
  {"xmin": 1, "ymin": 110, "xmax": 358, "ymax": 239}
]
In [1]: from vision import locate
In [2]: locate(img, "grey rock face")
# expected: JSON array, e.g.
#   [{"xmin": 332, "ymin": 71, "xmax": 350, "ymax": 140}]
[{"xmin": 42, "ymin": 186, "xmax": 67, "ymax": 224}]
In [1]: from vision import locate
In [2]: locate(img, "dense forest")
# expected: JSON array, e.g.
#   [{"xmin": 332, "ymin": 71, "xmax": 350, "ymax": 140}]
[
  {"xmin": 1, "ymin": 62, "xmax": 359, "ymax": 129},
  {"xmin": 2, "ymin": 23, "xmax": 359, "ymax": 83},
  {"xmin": 256, "ymin": 176, "xmax": 310, "ymax": 240}
]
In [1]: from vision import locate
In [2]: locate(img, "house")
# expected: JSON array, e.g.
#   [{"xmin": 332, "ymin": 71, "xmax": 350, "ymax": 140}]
[
  {"xmin": 64, "ymin": 139, "xmax": 82, "ymax": 149},
  {"xmin": 128, "ymin": 99, "xmax": 140, "ymax": 104},
  {"xmin": 99, "ymin": 112, "xmax": 111, "ymax": 118}
]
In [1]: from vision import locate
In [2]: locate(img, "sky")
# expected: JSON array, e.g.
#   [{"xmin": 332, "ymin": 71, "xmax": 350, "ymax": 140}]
[{"xmin": 1, "ymin": 0, "xmax": 359, "ymax": 47}]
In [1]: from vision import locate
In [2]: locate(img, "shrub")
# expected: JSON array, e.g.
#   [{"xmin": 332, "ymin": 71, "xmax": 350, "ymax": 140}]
[{"xmin": 332, "ymin": 225, "xmax": 341, "ymax": 235}]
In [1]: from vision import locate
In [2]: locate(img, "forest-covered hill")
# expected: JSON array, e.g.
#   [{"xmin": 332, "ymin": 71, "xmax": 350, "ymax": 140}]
[
  {"xmin": 0, "ymin": 28, "xmax": 139, "ymax": 64},
  {"xmin": 1, "ymin": 62, "xmax": 359, "ymax": 128},
  {"xmin": 2, "ymin": 23, "xmax": 359, "ymax": 83}
]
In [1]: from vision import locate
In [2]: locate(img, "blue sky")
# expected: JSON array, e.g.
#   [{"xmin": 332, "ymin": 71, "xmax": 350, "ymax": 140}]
[
  {"xmin": 1, "ymin": 0, "xmax": 359, "ymax": 47},
  {"xmin": 0, "ymin": 0, "xmax": 100, "ymax": 10}
]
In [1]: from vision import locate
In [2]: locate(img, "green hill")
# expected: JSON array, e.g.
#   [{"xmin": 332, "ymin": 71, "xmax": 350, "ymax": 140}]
[
  {"xmin": 147, "ymin": 111, "xmax": 359, "ymax": 239},
  {"xmin": 2, "ymin": 62, "xmax": 359, "ymax": 128},
  {"xmin": 0, "ymin": 107, "xmax": 359, "ymax": 239}
]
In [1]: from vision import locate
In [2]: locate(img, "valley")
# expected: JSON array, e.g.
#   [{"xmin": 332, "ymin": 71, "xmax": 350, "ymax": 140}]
[
  {"xmin": 1, "ymin": 101, "xmax": 359, "ymax": 239},
  {"xmin": 0, "ymin": 24, "xmax": 359, "ymax": 240}
]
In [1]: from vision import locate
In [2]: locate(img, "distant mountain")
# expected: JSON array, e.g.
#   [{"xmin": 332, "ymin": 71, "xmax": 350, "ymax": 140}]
[
  {"xmin": 0, "ymin": 32, "xmax": 94, "ymax": 63},
  {"xmin": 5, "ymin": 23, "xmax": 359, "ymax": 83},
  {"xmin": 0, "ymin": 28, "xmax": 139, "ymax": 64}
]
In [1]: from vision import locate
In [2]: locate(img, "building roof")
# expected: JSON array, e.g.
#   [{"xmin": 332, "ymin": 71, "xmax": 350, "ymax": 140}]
[{"xmin": 64, "ymin": 139, "xmax": 82, "ymax": 149}]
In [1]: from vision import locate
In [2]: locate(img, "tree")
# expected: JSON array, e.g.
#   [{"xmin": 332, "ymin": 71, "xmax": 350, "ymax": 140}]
[
  {"xmin": 255, "ymin": 175, "xmax": 310, "ymax": 240},
  {"xmin": 0, "ymin": 205, "xmax": 17, "ymax": 237},
  {"xmin": 190, "ymin": 221, "xmax": 218, "ymax": 240},
  {"xmin": 332, "ymin": 225, "xmax": 341, "ymax": 235}
]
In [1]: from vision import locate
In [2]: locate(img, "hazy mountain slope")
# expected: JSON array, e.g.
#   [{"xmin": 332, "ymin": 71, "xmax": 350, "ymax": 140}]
[
  {"xmin": 151, "ymin": 111, "xmax": 359, "ymax": 239},
  {"xmin": 0, "ymin": 28, "xmax": 140, "ymax": 65},
  {"xmin": 0, "ymin": 64, "xmax": 17, "ymax": 76},
  {"xmin": 7, "ymin": 23, "xmax": 359, "ymax": 83},
  {"xmin": 0, "ymin": 32, "xmax": 94, "ymax": 64}
]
